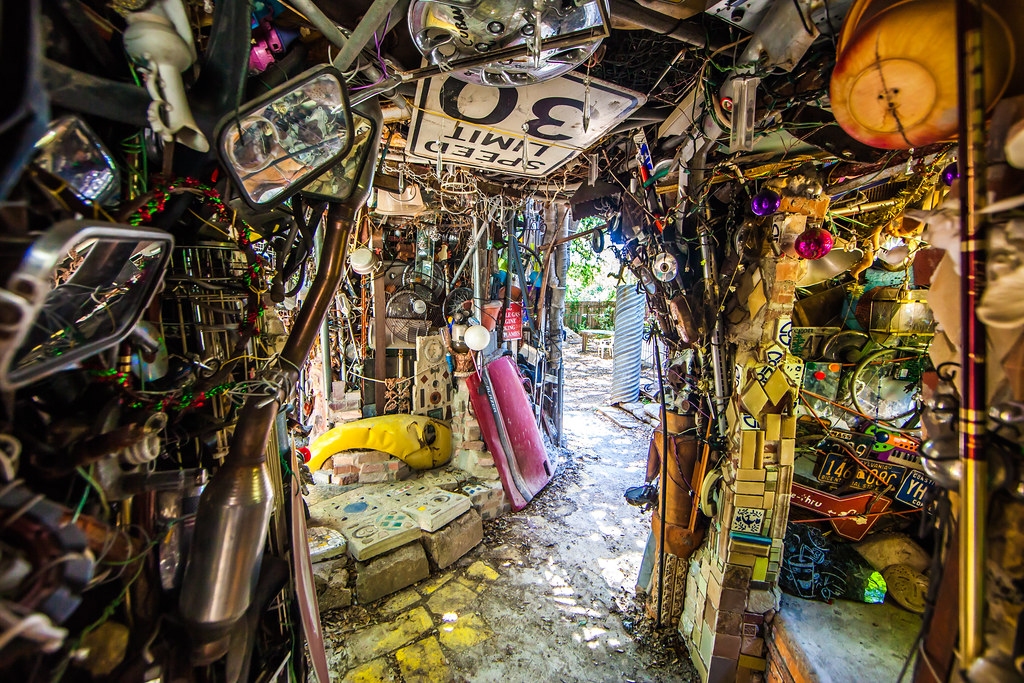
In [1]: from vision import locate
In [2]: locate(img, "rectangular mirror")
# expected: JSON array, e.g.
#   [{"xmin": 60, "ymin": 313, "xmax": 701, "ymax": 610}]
[
  {"xmin": 0, "ymin": 221, "xmax": 174, "ymax": 389},
  {"xmin": 217, "ymin": 65, "xmax": 354, "ymax": 209},
  {"xmin": 33, "ymin": 116, "xmax": 120, "ymax": 205},
  {"xmin": 300, "ymin": 107, "xmax": 378, "ymax": 203}
]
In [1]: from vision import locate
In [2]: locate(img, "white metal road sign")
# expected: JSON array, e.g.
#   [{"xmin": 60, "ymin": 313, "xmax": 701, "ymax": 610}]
[{"xmin": 407, "ymin": 73, "xmax": 645, "ymax": 178}]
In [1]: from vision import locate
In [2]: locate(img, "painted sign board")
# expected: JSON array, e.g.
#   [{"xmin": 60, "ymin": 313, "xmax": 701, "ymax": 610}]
[
  {"xmin": 503, "ymin": 302, "xmax": 523, "ymax": 341},
  {"xmin": 407, "ymin": 73, "xmax": 645, "ymax": 178},
  {"xmin": 790, "ymin": 482, "xmax": 892, "ymax": 541}
]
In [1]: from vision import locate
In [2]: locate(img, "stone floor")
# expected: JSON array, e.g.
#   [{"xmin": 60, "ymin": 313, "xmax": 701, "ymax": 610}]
[{"xmin": 317, "ymin": 343, "xmax": 698, "ymax": 682}]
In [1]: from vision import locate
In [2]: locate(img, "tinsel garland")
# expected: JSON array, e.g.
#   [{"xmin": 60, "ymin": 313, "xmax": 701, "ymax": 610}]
[
  {"xmin": 128, "ymin": 177, "xmax": 269, "ymax": 329},
  {"xmin": 89, "ymin": 368, "xmax": 234, "ymax": 412}
]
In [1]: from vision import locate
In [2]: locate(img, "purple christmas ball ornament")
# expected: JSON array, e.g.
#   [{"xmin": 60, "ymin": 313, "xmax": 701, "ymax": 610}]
[
  {"xmin": 941, "ymin": 161, "xmax": 960, "ymax": 187},
  {"xmin": 751, "ymin": 188, "xmax": 782, "ymax": 216}
]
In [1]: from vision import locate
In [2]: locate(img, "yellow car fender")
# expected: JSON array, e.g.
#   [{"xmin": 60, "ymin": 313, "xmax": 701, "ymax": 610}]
[{"xmin": 306, "ymin": 415, "xmax": 452, "ymax": 472}]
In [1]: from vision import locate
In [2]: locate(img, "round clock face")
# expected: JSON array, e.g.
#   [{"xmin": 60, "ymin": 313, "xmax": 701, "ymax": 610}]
[{"xmin": 421, "ymin": 338, "xmax": 446, "ymax": 364}]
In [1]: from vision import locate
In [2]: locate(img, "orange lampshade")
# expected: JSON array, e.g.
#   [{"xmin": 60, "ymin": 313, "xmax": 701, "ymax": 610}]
[{"xmin": 831, "ymin": 0, "xmax": 1018, "ymax": 149}]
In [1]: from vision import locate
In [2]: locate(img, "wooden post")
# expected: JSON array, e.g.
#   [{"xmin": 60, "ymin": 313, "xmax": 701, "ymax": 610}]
[{"xmin": 372, "ymin": 221, "xmax": 386, "ymax": 414}]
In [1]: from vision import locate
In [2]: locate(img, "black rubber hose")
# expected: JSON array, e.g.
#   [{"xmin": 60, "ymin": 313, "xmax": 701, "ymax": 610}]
[
  {"xmin": 188, "ymin": 0, "xmax": 253, "ymax": 140},
  {"xmin": 42, "ymin": 59, "xmax": 150, "ymax": 127},
  {"xmin": 284, "ymin": 259, "xmax": 307, "ymax": 298}
]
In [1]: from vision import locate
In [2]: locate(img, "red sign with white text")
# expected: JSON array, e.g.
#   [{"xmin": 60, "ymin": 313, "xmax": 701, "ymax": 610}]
[
  {"xmin": 503, "ymin": 302, "xmax": 523, "ymax": 342},
  {"xmin": 790, "ymin": 482, "xmax": 892, "ymax": 541}
]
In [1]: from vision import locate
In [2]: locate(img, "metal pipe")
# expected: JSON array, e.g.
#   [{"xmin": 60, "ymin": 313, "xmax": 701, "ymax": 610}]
[
  {"xmin": 654, "ymin": 337, "xmax": 669, "ymax": 624},
  {"xmin": 42, "ymin": 59, "xmax": 150, "ymax": 127},
  {"xmin": 225, "ymin": 203, "xmax": 357, "ymax": 470},
  {"xmin": 381, "ymin": 101, "xmax": 413, "ymax": 123},
  {"xmin": 608, "ymin": 0, "xmax": 706, "ymax": 47},
  {"xmin": 286, "ymin": 0, "xmax": 351, "ymax": 55},
  {"xmin": 955, "ymin": 0, "xmax": 988, "ymax": 665},
  {"xmin": 316, "ymin": 231, "xmax": 333, "ymax": 408},
  {"xmin": 451, "ymin": 219, "xmax": 490, "ymax": 288},
  {"xmin": 557, "ymin": 362, "xmax": 565, "ymax": 447},
  {"xmin": 690, "ymin": 139, "xmax": 729, "ymax": 437},
  {"xmin": 286, "ymin": 0, "xmax": 410, "ymax": 116},
  {"xmin": 331, "ymin": 0, "xmax": 404, "ymax": 73},
  {"xmin": 472, "ymin": 215, "xmax": 484, "ymax": 321},
  {"xmin": 829, "ymin": 198, "xmax": 900, "ymax": 216},
  {"xmin": 178, "ymin": 202, "xmax": 358, "ymax": 663}
]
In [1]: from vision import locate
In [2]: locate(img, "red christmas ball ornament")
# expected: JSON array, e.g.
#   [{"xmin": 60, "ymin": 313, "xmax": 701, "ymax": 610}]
[{"xmin": 794, "ymin": 225, "xmax": 834, "ymax": 260}]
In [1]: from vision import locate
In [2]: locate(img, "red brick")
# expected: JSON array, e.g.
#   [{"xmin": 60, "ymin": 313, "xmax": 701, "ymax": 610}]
[
  {"xmin": 462, "ymin": 440, "xmax": 486, "ymax": 451},
  {"xmin": 359, "ymin": 463, "xmax": 385, "ymax": 474},
  {"xmin": 354, "ymin": 450, "xmax": 391, "ymax": 464},
  {"xmin": 742, "ymin": 636, "xmax": 765, "ymax": 657},
  {"xmin": 774, "ymin": 259, "xmax": 801, "ymax": 282}
]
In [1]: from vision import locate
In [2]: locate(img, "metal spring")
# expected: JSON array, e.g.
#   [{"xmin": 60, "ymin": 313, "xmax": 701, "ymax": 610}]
[
  {"xmin": 119, "ymin": 435, "xmax": 162, "ymax": 466},
  {"xmin": 118, "ymin": 413, "xmax": 167, "ymax": 466}
]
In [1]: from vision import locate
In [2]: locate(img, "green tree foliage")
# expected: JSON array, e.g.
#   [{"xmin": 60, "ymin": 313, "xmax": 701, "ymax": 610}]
[{"xmin": 564, "ymin": 217, "xmax": 629, "ymax": 330}]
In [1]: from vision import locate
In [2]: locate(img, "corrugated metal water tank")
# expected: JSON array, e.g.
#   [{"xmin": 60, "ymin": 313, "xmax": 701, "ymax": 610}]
[{"xmin": 610, "ymin": 285, "xmax": 645, "ymax": 404}]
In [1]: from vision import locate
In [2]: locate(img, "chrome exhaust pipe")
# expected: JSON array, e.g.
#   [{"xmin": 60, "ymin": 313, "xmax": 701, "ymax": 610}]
[{"xmin": 178, "ymin": 100, "xmax": 380, "ymax": 663}]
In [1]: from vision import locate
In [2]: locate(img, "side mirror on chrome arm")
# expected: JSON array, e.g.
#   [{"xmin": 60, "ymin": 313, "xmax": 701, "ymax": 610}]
[
  {"xmin": 215, "ymin": 64, "xmax": 357, "ymax": 210},
  {"xmin": 178, "ymin": 89, "xmax": 381, "ymax": 667},
  {"xmin": 0, "ymin": 221, "xmax": 174, "ymax": 390}
]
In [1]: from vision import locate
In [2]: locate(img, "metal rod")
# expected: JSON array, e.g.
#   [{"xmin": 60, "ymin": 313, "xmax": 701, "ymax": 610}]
[
  {"xmin": 286, "ymin": 0, "xmax": 351, "ymax": 53},
  {"xmin": 472, "ymin": 215, "xmax": 486, "ymax": 321},
  {"xmin": 332, "ymin": 0, "xmax": 403, "ymax": 73},
  {"xmin": 556, "ymin": 361, "xmax": 564, "ymax": 447},
  {"xmin": 955, "ymin": 0, "xmax": 988, "ymax": 665},
  {"xmin": 373, "ymin": 221, "xmax": 386, "ymax": 414},
  {"xmin": 654, "ymin": 336, "xmax": 669, "ymax": 625},
  {"xmin": 829, "ymin": 198, "xmax": 901, "ymax": 216},
  {"xmin": 538, "ymin": 225, "xmax": 603, "ymax": 250},
  {"xmin": 286, "ymin": 0, "xmax": 409, "ymax": 114},
  {"xmin": 450, "ymin": 218, "xmax": 490, "ymax": 288}
]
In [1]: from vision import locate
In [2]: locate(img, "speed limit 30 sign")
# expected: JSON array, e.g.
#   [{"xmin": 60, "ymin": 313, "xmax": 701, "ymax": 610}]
[{"xmin": 407, "ymin": 73, "xmax": 645, "ymax": 178}]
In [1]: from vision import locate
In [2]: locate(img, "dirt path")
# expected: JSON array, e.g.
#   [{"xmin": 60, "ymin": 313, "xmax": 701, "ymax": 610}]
[{"xmin": 323, "ymin": 341, "xmax": 696, "ymax": 682}]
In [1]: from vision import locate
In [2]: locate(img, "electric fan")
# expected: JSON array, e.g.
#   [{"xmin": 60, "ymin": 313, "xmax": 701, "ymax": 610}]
[
  {"xmin": 385, "ymin": 288, "xmax": 435, "ymax": 343},
  {"xmin": 401, "ymin": 265, "xmax": 445, "ymax": 305},
  {"xmin": 444, "ymin": 287, "xmax": 474, "ymax": 321}
]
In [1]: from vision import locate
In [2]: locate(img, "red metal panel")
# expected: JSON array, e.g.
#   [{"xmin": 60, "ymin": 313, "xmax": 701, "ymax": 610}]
[{"xmin": 467, "ymin": 355, "xmax": 553, "ymax": 511}]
